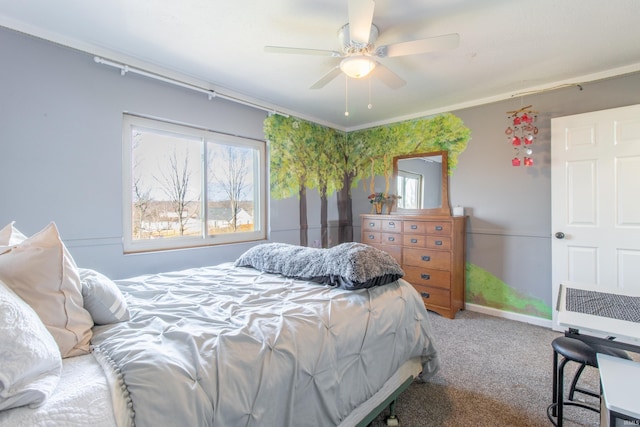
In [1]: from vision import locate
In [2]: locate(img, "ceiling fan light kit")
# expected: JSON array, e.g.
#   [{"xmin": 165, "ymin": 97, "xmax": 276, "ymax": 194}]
[{"xmin": 340, "ymin": 55, "xmax": 376, "ymax": 79}]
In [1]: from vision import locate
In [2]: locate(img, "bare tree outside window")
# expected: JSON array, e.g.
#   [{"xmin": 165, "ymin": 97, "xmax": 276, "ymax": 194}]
[
  {"xmin": 154, "ymin": 147, "xmax": 197, "ymax": 236},
  {"xmin": 208, "ymin": 144, "xmax": 252, "ymax": 232},
  {"xmin": 124, "ymin": 114, "xmax": 265, "ymax": 253},
  {"xmin": 133, "ymin": 174, "xmax": 152, "ymax": 238},
  {"xmin": 132, "ymin": 131, "xmax": 154, "ymax": 239},
  {"xmin": 131, "ymin": 128, "xmax": 202, "ymax": 240}
]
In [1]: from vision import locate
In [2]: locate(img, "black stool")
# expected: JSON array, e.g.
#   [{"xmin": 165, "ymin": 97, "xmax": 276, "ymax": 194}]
[{"xmin": 547, "ymin": 336, "xmax": 631, "ymax": 426}]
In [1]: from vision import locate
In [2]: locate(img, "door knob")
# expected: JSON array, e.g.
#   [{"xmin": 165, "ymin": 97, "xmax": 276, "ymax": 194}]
[{"xmin": 555, "ymin": 232, "xmax": 565, "ymax": 239}]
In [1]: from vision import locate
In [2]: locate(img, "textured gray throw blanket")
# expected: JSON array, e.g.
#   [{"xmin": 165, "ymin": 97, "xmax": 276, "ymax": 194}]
[{"xmin": 234, "ymin": 242, "xmax": 404, "ymax": 290}]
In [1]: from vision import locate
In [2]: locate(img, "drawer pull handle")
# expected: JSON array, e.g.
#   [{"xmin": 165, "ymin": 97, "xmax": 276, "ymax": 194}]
[
  {"xmin": 421, "ymin": 255, "xmax": 431, "ymax": 262},
  {"xmin": 388, "ymin": 222, "xmax": 395, "ymax": 227},
  {"xmin": 435, "ymin": 240, "xmax": 443, "ymax": 246},
  {"xmin": 368, "ymin": 234, "xmax": 375, "ymax": 240},
  {"xmin": 388, "ymin": 237, "xmax": 395, "ymax": 242},
  {"xmin": 410, "ymin": 225, "xmax": 418, "ymax": 230},
  {"xmin": 411, "ymin": 238, "xmax": 418, "ymax": 244},
  {"xmin": 420, "ymin": 292, "xmax": 430, "ymax": 299},
  {"xmin": 369, "ymin": 222, "xmax": 375, "ymax": 227},
  {"xmin": 435, "ymin": 226, "xmax": 443, "ymax": 231},
  {"xmin": 421, "ymin": 274, "xmax": 431, "ymax": 280}
]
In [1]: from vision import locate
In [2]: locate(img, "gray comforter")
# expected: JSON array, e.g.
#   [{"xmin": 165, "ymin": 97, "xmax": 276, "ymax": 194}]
[{"xmin": 90, "ymin": 263, "xmax": 439, "ymax": 427}]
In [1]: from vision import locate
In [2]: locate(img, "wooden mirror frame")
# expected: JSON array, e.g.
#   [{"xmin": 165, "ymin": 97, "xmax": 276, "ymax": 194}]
[{"xmin": 392, "ymin": 150, "xmax": 451, "ymax": 216}]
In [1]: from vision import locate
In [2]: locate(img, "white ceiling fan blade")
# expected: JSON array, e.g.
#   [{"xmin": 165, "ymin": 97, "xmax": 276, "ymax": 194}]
[
  {"xmin": 373, "ymin": 62, "xmax": 406, "ymax": 89},
  {"xmin": 348, "ymin": 0, "xmax": 375, "ymax": 44},
  {"xmin": 264, "ymin": 46, "xmax": 342, "ymax": 57},
  {"xmin": 377, "ymin": 33, "xmax": 460, "ymax": 58},
  {"xmin": 310, "ymin": 66, "xmax": 342, "ymax": 89}
]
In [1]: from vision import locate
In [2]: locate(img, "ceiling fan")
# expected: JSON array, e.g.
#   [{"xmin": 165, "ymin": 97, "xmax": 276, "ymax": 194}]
[{"xmin": 264, "ymin": 0, "xmax": 460, "ymax": 90}]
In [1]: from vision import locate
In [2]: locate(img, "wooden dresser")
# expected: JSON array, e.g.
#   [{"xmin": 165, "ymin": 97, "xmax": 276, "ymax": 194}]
[{"xmin": 361, "ymin": 214, "xmax": 466, "ymax": 319}]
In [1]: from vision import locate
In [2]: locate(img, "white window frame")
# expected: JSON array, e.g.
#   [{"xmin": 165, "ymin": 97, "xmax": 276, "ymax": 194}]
[
  {"xmin": 397, "ymin": 169, "xmax": 423, "ymax": 209},
  {"xmin": 122, "ymin": 114, "xmax": 267, "ymax": 253}
]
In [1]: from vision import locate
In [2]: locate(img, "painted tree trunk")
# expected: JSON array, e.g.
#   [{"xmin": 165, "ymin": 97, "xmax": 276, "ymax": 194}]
[
  {"xmin": 320, "ymin": 185, "xmax": 328, "ymax": 248},
  {"xmin": 299, "ymin": 184, "xmax": 308, "ymax": 247},
  {"xmin": 337, "ymin": 172, "xmax": 354, "ymax": 243}
]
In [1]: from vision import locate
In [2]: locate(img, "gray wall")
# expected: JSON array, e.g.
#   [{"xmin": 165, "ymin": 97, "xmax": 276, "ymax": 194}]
[
  {"xmin": 2, "ymin": 26, "xmax": 640, "ymax": 312},
  {"xmin": 0, "ymin": 27, "xmax": 274, "ymax": 278},
  {"xmin": 450, "ymin": 77, "xmax": 640, "ymax": 308}
]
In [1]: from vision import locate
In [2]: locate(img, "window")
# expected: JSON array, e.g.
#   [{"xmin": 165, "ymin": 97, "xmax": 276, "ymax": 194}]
[
  {"xmin": 397, "ymin": 170, "xmax": 422, "ymax": 209},
  {"xmin": 123, "ymin": 114, "xmax": 267, "ymax": 253}
]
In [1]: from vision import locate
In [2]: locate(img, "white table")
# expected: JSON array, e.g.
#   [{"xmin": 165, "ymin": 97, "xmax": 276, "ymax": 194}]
[
  {"xmin": 597, "ymin": 353, "xmax": 640, "ymax": 426},
  {"xmin": 557, "ymin": 282, "xmax": 640, "ymax": 353}
]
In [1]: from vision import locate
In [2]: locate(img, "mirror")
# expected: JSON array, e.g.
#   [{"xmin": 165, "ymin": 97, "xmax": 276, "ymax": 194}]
[{"xmin": 392, "ymin": 151, "xmax": 451, "ymax": 216}]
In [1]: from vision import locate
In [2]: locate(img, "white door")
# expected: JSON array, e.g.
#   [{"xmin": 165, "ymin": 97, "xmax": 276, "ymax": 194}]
[{"xmin": 551, "ymin": 104, "xmax": 640, "ymax": 330}]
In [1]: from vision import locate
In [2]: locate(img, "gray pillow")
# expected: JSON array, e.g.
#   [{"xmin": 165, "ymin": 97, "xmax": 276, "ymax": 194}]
[
  {"xmin": 79, "ymin": 269, "xmax": 130, "ymax": 325},
  {"xmin": 234, "ymin": 242, "xmax": 404, "ymax": 290}
]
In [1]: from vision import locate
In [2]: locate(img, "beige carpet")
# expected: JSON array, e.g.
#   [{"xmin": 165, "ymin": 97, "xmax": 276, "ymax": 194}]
[{"xmin": 371, "ymin": 310, "xmax": 605, "ymax": 427}]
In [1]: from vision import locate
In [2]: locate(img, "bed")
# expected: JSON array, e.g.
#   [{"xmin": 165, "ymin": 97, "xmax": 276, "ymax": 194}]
[{"xmin": 0, "ymin": 222, "xmax": 439, "ymax": 427}]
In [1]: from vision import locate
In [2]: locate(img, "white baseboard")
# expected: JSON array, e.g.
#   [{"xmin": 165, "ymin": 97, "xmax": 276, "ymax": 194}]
[{"xmin": 465, "ymin": 303, "xmax": 553, "ymax": 329}]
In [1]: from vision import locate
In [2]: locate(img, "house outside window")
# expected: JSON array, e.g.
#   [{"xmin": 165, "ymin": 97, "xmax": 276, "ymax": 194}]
[{"xmin": 122, "ymin": 114, "xmax": 267, "ymax": 253}]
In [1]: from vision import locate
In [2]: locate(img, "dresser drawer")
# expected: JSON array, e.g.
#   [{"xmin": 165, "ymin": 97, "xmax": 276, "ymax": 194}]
[
  {"xmin": 362, "ymin": 231, "xmax": 381, "ymax": 244},
  {"xmin": 363, "ymin": 219, "xmax": 382, "ymax": 231},
  {"xmin": 424, "ymin": 221, "xmax": 451, "ymax": 235},
  {"xmin": 404, "ymin": 221, "xmax": 427, "ymax": 234},
  {"xmin": 381, "ymin": 232, "xmax": 402, "ymax": 245},
  {"xmin": 427, "ymin": 236, "xmax": 451, "ymax": 250},
  {"xmin": 403, "ymin": 234, "xmax": 426, "ymax": 247},
  {"xmin": 411, "ymin": 284, "xmax": 451, "ymax": 309},
  {"xmin": 404, "ymin": 266, "xmax": 451, "ymax": 289},
  {"xmin": 381, "ymin": 219, "xmax": 402, "ymax": 232},
  {"xmin": 403, "ymin": 248, "xmax": 451, "ymax": 270}
]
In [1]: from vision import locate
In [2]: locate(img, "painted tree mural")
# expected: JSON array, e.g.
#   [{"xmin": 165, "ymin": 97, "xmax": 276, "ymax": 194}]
[
  {"xmin": 264, "ymin": 113, "xmax": 471, "ymax": 246},
  {"xmin": 264, "ymin": 113, "xmax": 553, "ymax": 320},
  {"xmin": 266, "ymin": 117, "xmax": 311, "ymax": 246},
  {"xmin": 310, "ymin": 128, "xmax": 344, "ymax": 247}
]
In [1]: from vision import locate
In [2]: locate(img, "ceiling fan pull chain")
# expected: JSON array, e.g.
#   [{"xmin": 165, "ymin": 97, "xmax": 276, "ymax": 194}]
[
  {"xmin": 345, "ymin": 76, "xmax": 350, "ymax": 117},
  {"xmin": 368, "ymin": 77, "xmax": 373, "ymax": 110}
]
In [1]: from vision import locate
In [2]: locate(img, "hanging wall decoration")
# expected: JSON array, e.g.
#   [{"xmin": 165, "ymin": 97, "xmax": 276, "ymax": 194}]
[{"xmin": 505, "ymin": 105, "xmax": 538, "ymax": 167}]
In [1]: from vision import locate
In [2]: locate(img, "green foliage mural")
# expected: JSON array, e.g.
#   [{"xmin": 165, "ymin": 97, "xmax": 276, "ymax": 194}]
[
  {"xmin": 264, "ymin": 113, "xmax": 471, "ymax": 245},
  {"xmin": 264, "ymin": 116, "xmax": 344, "ymax": 246},
  {"xmin": 466, "ymin": 263, "xmax": 552, "ymax": 319},
  {"xmin": 348, "ymin": 113, "xmax": 471, "ymax": 176},
  {"xmin": 264, "ymin": 113, "xmax": 550, "ymax": 319}
]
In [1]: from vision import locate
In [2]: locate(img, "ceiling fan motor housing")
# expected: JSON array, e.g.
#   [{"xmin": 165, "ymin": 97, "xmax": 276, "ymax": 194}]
[{"xmin": 338, "ymin": 23, "xmax": 379, "ymax": 54}]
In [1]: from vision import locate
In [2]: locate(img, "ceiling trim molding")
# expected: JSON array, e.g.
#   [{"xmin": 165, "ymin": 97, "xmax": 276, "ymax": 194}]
[
  {"xmin": 345, "ymin": 62, "xmax": 640, "ymax": 132},
  {"xmin": 3, "ymin": 17, "xmax": 640, "ymax": 133}
]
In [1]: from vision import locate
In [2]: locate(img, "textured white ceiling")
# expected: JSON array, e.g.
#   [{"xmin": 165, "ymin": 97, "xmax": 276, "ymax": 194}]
[{"xmin": 2, "ymin": 0, "xmax": 640, "ymax": 130}]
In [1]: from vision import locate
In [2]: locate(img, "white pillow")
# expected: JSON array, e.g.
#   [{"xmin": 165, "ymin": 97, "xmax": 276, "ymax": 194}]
[
  {"xmin": 79, "ymin": 268, "xmax": 130, "ymax": 325},
  {"xmin": 0, "ymin": 221, "xmax": 27, "ymax": 247},
  {"xmin": 0, "ymin": 222, "xmax": 93, "ymax": 358},
  {"xmin": 0, "ymin": 281, "xmax": 62, "ymax": 411}
]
